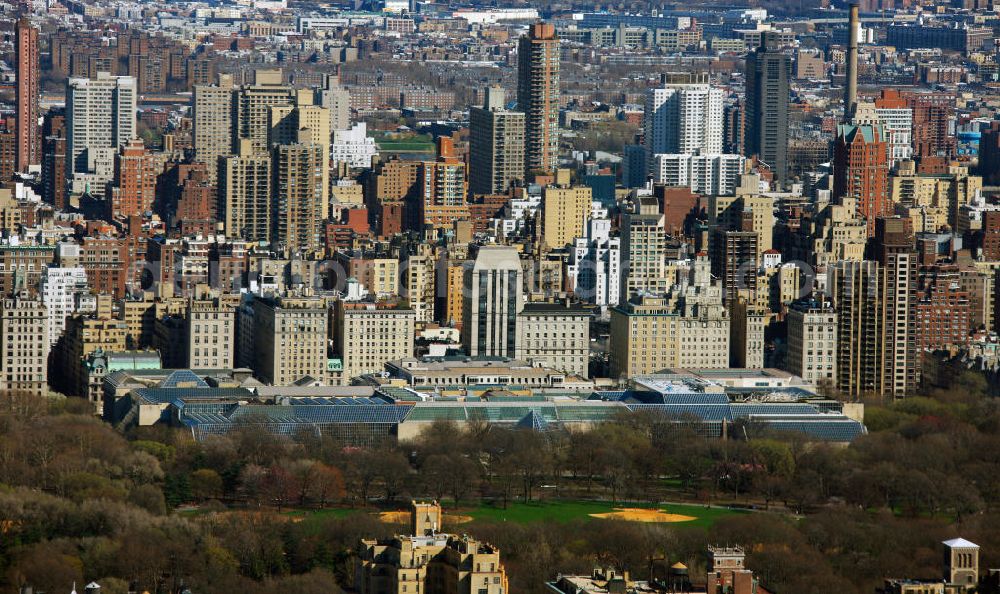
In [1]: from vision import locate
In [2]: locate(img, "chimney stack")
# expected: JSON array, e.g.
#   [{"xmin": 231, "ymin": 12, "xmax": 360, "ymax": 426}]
[{"xmin": 845, "ymin": 3, "xmax": 859, "ymax": 121}]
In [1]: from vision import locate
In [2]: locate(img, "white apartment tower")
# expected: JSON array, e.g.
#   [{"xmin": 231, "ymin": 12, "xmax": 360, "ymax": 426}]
[
  {"xmin": 66, "ymin": 72, "xmax": 137, "ymax": 177},
  {"xmin": 644, "ymin": 78, "xmax": 724, "ymax": 173},
  {"xmin": 40, "ymin": 266, "xmax": 89, "ymax": 347},
  {"xmin": 568, "ymin": 218, "xmax": 621, "ymax": 309}
]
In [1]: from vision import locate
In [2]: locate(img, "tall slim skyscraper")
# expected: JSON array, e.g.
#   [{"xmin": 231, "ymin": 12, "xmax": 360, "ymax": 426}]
[
  {"xmin": 461, "ymin": 246, "xmax": 524, "ymax": 358},
  {"xmin": 644, "ymin": 74, "xmax": 724, "ymax": 174},
  {"xmin": 272, "ymin": 128, "xmax": 329, "ymax": 254},
  {"xmin": 469, "ymin": 87, "xmax": 525, "ymax": 195},
  {"xmin": 42, "ymin": 110, "xmax": 67, "ymax": 210},
  {"xmin": 620, "ymin": 198, "xmax": 668, "ymax": 302},
  {"xmin": 66, "ymin": 72, "xmax": 137, "ymax": 178},
  {"xmin": 874, "ymin": 216, "xmax": 917, "ymax": 397},
  {"xmin": 829, "ymin": 259, "xmax": 881, "ymax": 399},
  {"xmin": 416, "ymin": 137, "xmax": 468, "ymax": 231},
  {"xmin": 193, "ymin": 74, "xmax": 235, "ymax": 186},
  {"xmin": 221, "ymin": 139, "xmax": 272, "ymax": 242},
  {"xmin": 744, "ymin": 32, "xmax": 790, "ymax": 185},
  {"xmin": 517, "ymin": 23, "xmax": 560, "ymax": 176},
  {"xmin": 15, "ymin": 17, "xmax": 40, "ymax": 173}
]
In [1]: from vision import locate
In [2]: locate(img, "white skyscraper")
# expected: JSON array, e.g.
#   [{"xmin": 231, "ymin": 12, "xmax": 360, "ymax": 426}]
[
  {"xmin": 644, "ymin": 81, "xmax": 724, "ymax": 171},
  {"xmin": 461, "ymin": 246, "xmax": 524, "ymax": 357},
  {"xmin": 568, "ymin": 218, "xmax": 621, "ymax": 310},
  {"xmin": 41, "ymin": 266, "xmax": 89, "ymax": 347},
  {"xmin": 66, "ymin": 72, "xmax": 137, "ymax": 177}
]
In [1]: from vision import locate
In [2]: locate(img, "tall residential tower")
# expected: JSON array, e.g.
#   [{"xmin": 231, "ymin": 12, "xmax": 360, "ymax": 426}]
[{"xmin": 517, "ymin": 23, "xmax": 560, "ymax": 176}]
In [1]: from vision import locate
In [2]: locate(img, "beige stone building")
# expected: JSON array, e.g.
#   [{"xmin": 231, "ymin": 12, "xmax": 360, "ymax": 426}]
[
  {"xmin": 235, "ymin": 68, "xmax": 295, "ymax": 154},
  {"xmin": 356, "ymin": 502, "xmax": 508, "ymax": 594},
  {"xmin": 335, "ymin": 300, "xmax": 415, "ymax": 381},
  {"xmin": 785, "ymin": 300, "xmax": 838, "ymax": 390},
  {"xmin": 890, "ymin": 160, "xmax": 982, "ymax": 232},
  {"xmin": 59, "ymin": 314, "xmax": 129, "ymax": 401},
  {"xmin": 252, "ymin": 296, "xmax": 327, "ymax": 385},
  {"xmin": 515, "ymin": 302, "xmax": 591, "ymax": 377},
  {"xmin": 0, "ymin": 297, "xmax": 48, "ymax": 396},
  {"xmin": 609, "ymin": 293, "xmax": 729, "ymax": 379},
  {"xmin": 185, "ymin": 297, "xmax": 236, "ymax": 369},
  {"xmin": 540, "ymin": 185, "xmax": 592, "ymax": 250},
  {"xmin": 799, "ymin": 197, "xmax": 867, "ymax": 267},
  {"xmin": 269, "ymin": 96, "xmax": 331, "ymax": 149}
]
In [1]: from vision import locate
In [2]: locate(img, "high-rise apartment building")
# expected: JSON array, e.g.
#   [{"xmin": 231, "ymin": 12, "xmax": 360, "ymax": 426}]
[
  {"xmin": 744, "ymin": 33, "xmax": 790, "ymax": 185},
  {"xmin": 417, "ymin": 137, "xmax": 468, "ymax": 231},
  {"xmin": 651, "ymin": 153, "xmax": 746, "ymax": 195},
  {"xmin": 461, "ymin": 246, "xmax": 524, "ymax": 358},
  {"xmin": 315, "ymin": 73, "xmax": 351, "ymax": 132},
  {"xmin": 620, "ymin": 199, "xmax": 668, "ymax": 301},
  {"xmin": 402, "ymin": 245, "xmax": 437, "ymax": 324},
  {"xmin": 914, "ymin": 264, "xmax": 971, "ymax": 353},
  {"xmin": 829, "ymin": 260, "xmax": 881, "ymax": 398},
  {"xmin": 711, "ymin": 229, "xmax": 759, "ymax": 305},
  {"xmin": 192, "ymin": 75, "xmax": 235, "ymax": 185},
  {"xmin": 469, "ymin": 87, "xmax": 525, "ymax": 195},
  {"xmin": 335, "ymin": 300, "xmax": 416, "ymax": 381},
  {"xmin": 40, "ymin": 266, "xmax": 89, "ymax": 348},
  {"xmin": 517, "ymin": 23, "xmax": 560, "ymax": 175},
  {"xmin": 875, "ymin": 216, "xmax": 917, "ymax": 396},
  {"xmin": 834, "ymin": 123, "xmax": 890, "ymax": 237},
  {"xmin": 109, "ymin": 138, "xmax": 159, "ymax": 218},
  {"xmin": 66, "ymin": 72, "xmax": 137, "ymax": 177},
  {"xmin": 221, "ymin": 139, "xmax": 272, "ymax": 242},
  {"xmin": 272, "ymin": 129, "xmax": 330, "ymax": 254},
  {"xmin": 15, "ymin": 18, "xmax": 40, "ymax": 173},
  {"xmin": 269, "ymin": 100, "xmax": 331, "ymax": 149},
  {"xmin": 42, "ymin": 110, "xmax": 68, "ymax": 210},
  {"xmin": 644, "ymin": 75, "xmax": 724, "ymax": 172},
  {"xmin": 0, "ymin": 297, "xmax": 48, "ymax": 396},
  {"xmin": 236, "ymin": 69, "xmax": 295, "ymax": 154},
  {"xmin": 568, "ymin": 218, "xmax": 621, "ymax": 309}
]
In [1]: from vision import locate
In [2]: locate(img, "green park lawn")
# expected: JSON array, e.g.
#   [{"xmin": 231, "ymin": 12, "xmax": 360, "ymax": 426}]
[
  {"xmin": 374, "ymin": 134, "xmax": 435, "ymax": 153},
  {"xmin": 464, "ymin": 500, "xmax": 743, "ymax": 529},
  {"xmin": 210, "ymin": 500, "xmax": 743, "ymax": 531}
]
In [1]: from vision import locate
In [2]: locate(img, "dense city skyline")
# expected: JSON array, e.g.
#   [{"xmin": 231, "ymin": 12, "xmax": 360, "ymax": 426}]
[{"xmin": 2, "ymin": 0, "xmax": 1000, "ymax": 592}]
